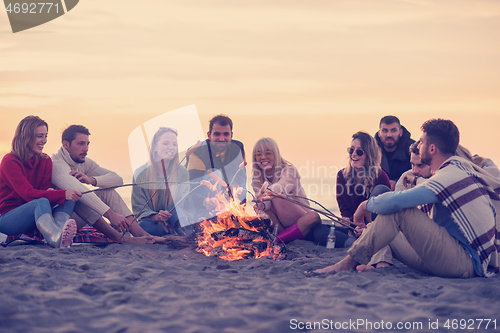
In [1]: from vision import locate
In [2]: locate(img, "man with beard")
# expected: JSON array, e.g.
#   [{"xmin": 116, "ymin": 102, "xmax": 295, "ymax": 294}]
[
  {"xmin": 375, "ymin": 115, "xmax": 415, "ymax": 190},
  {"xmin": 359, "ymin": 141, "xmax": 434, "ymax": 272},
  {"xmin": 394, "ymin": 141, "xmax": 432, "ymax": 191},
  {"xmin": 315, "ymin": 119, "xmax": 500, "ymax": 278},
  {"xmin": 51, "ymin": 125, "xmax": 156, "ymax": 244},
  {"xmin": 187, "ymin": 115, "xmax": 247, "ymax": 220}
]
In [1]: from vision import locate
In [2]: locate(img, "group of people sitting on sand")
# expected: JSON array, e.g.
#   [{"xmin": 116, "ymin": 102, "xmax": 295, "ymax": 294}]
[{"xmin": 1, "ymin": 114, "xmax": 499, "ymax": 279}]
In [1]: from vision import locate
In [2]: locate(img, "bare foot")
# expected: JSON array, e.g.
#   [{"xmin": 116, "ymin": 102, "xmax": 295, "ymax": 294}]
[
  {"xmin": 152, "ymin": 236, "xmax": 167, "ymax": 244},
  {"xmin": 357, "ymin": 261, "xmax": 391, "ymax": 272},
  {"xmin": 376, "ymin": 261, "xmax": 391, "ymax": 269},
  {"xmin": 312, "ymin": 255, "xmax": 359, "ymax": 274},
  {"xmin": 356, "ymin": 264, "xmax": 374, "ymax": 272},
  {"xmin": 121, "ymin": 235, "xmax": 154, "ymax": 245},
  {"xmin": 312, "ymin": 265, "xmax": 336, "ymax": 274}
]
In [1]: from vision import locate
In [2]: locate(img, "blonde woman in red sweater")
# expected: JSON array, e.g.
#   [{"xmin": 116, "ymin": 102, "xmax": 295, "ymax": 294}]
[
  {"xmin": 0, "ymin": 116, "xmax": 81, "ymax": 248},
  {"xmin": 252, "ymin": 137, "xmax": 321, "ymax": 243}
]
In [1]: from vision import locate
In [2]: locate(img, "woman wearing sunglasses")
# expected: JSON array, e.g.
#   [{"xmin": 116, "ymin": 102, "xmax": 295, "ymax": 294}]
[
  {"xmin": 252, "ymin": 137, "xmax": 321, "ymax": 244},
  {"xmin": 131, "ymin": 127, "xmax": 191, "ymax": 236},
  {"xmin": 335, "ymin": 131, "xmax": 390, "ymax": 247}
]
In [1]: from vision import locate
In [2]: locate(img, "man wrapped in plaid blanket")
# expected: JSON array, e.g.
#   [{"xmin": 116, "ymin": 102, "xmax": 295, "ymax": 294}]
[{"xmin": 315, "ymin": 118, "xmax": 500, "ymax": 278}]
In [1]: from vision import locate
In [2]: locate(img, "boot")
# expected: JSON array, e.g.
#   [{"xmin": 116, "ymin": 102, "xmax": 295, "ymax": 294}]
[
  {"xmin": 36, "ymin": 213, "xmax": 77, "ymax": 248},
  {"xmin": 53, "ymin": 211, "xmax": 71, "ymax": 228},
  {"xmin": 274, "ymin": 223, "xmax": 304, "ymax": 244}
]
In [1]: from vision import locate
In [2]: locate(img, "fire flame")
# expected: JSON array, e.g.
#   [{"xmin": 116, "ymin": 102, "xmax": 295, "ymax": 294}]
[{"xmin": 197, "ymin": 187, "xmax": 276, "ymax": 261}]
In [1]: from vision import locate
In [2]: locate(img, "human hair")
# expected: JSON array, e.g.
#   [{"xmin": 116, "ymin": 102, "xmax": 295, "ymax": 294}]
[
  {"xmin": 343, "ymin": 131, "xmax": 381, "ymax": 196},
  {"xmin": 251, "ymin": 137, "xmax": 291, "ymax": 190},
  {"xmin": 379, "ymin": 115, "xmax": 401, "ymax": 128},
  {"xmin": 147, "ymin": 127, "xmax": 180, "ymax": 211},
  {"xmin": 209, "ymin": 114, "xmax": 233, "ymax": 133},
  {"xmin": 11, "ymin": 115, "xmax": 49, "ymax": 164},
  {"xmin": 409, "ymin": 141, "xmax": 420, "ymax": 155},
  {"xmin": 421, "ymin": 119, "xmax": 459, "ymax": 155},
  {"xmin": 62, "ymin": 125, "xmax": 90, "ymax": 144},
  {"xmin": 454, "ymin": 144, "xmax": 473, "ymax": 161}
]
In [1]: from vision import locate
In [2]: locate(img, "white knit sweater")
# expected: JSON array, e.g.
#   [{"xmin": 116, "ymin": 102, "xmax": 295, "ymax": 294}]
[{"xmin": 52, "ymin": 146, "xmax": 123, "ymax": 216}]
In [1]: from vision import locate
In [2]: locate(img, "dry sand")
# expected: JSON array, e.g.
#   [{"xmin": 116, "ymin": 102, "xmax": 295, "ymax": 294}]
[{"xmin": 1, "ymin": 240, "xmax": 499, "ymax": 333}]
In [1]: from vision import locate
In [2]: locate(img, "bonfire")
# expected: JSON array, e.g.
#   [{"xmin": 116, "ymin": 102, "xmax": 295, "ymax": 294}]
[{"xmin": 196, "ymin": 186, "xmax": 285, "ymax": 261}]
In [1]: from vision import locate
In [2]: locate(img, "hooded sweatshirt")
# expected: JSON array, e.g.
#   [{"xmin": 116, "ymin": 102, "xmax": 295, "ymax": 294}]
[{"xmin": 374, "ymin": 125, "xmax": 415, "ymax": 181}]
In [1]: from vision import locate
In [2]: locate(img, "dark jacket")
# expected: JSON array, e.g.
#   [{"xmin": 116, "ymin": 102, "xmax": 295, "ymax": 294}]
[
  {"xmin": 374, "ymin": 126, "xmax": 415, "ymax": 181},
  {"xmin": 186, "ymin": 139, "xmax": 247, "ymax": 221}
]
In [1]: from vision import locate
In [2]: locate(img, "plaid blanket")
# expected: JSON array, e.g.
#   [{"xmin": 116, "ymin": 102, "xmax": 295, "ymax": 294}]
[
  {"xmin": 423, "ymin": 156, "xmax": 500, "ymax": 276},
  {"xmin": 3, "ymin": 230, "xmax": 44, "ymax": 245},
  {"xmin": 2, "ymin": 226, "xmax": 115, "ymax": 246},
  {"xmin": 72, "ymin": 226, "xmax": 116, "ymax": 243}
]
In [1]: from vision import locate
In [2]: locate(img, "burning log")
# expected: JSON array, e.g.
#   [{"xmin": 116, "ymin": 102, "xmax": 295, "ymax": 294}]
[
  {"xmin": 197, "ymin": 215, "xmax": 285, "ymax": 261},
  {"xmin": 195, "ymin": 185, "xmax": 286, "ymax": 261},
  {"xmin": 211, "ymin": 227, "xmax": 267, "ymax": 242},
  {"xmin": 161, "ymin": 234, "xmax": 197, "ymax": 249}
]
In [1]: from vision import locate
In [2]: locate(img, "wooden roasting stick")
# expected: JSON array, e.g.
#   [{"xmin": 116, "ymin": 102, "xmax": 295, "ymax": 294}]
[
  {"xmin": 82, "ymin": 140, "xmax": 203, "ymax": 195},
  {"xmin": 258, "ymin": 187, "xmax": 356, "ymax": 231},
  {"xmin": 206, "ymin": 170, "xmax": 245, "ymax": 228},
  {"xmin": 80, "ymin": 181, "xmax": 201, "ymax": 195},
  {"xmin": 168, "ymin": 180, "xmax": 214, "ymax": 213},
  {"xmin": 229, "ymin": 161, "xmax": 247, "ymax": 187}
]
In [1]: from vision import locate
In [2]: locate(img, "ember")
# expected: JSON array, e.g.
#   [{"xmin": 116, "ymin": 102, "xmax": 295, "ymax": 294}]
[{"xmin": 196, "ymin": 187, "xmax": 285, "ymax": 261}]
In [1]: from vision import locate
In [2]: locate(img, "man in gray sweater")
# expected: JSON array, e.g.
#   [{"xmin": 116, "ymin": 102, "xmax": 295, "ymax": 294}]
[{"xmin": 52, "ymin": 125, "xmax": 155, "ymax": 244}]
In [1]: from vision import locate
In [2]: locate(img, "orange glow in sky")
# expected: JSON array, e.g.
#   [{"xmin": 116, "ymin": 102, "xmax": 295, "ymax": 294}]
[{"xmin": 1, "ymin": 0, "xmax": 499, "ymax": 210}]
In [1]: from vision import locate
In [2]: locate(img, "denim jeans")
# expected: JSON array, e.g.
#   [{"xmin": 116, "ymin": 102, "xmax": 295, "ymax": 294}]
[{"xmin": 0, "ymin": 198, "xmax": 75, "ymax": 236}]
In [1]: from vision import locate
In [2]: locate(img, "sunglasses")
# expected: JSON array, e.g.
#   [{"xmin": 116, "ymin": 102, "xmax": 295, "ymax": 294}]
[
  {"xmin": 347, "ymin": 147, "xmax": 364, "ymax": 156},
  {"xmin": 255, "ymin": 151, "xmax": 274, "ymax": 161}
]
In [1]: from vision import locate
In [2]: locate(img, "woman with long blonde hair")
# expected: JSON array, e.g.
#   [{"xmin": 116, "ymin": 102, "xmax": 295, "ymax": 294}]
[
  {"xmin": 252, "ymin": 137, "xmax": 321, "ymax": 243},
  {"xmin": 0, "ymin": 116, "xmax": 81, "ymax": 248},
  {"xmin": 132, "ymin": 127, "xmax": 190, "ymax": 236}
]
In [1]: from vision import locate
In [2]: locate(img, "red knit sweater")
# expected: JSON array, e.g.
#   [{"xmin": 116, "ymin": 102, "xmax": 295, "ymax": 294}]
[{"xmin": 0, "ymin": 153, "xmax": 66, "ymax": 215}]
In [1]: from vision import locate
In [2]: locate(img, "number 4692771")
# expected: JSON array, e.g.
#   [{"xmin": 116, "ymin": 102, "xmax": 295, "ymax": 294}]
[
  {"xmin": 444, "ymin": 319, "xmax": 496, "ymax": 330},
  {"xmin": 5, "ymin": 3, "xmax": 59, "ymax": 14}
]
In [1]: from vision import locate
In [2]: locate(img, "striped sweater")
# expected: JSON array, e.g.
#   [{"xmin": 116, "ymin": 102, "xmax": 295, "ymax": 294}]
[{"xmin": 423, "ymin": 156, "xmax": 500, "ymax": 276}]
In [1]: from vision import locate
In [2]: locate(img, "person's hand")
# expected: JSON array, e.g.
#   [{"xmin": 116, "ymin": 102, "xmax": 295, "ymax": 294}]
[
  {"xmin": 353, "ymin": 201, "xmax": 371, "ymax": 228},
  {"xmin": 65, "ymin": 190, "xmax": 82, "ymax": 202},
  {"xmin": 152, "ymin": 236, "xmax": 167, "ymax": 244},
  {"xmin": 354, "ymin": 226, "xmax": 364, "ymax": 238},
  {"xmin": 153, "ymin": 210, "xmax": 172, "ymax": 222},
  {"xmin": 203, "ymin": 197, "xmax": 218, "ymax": 211},
  {"xmin": 389, "ymin": 180, "xmax": 396, "ymax": 191},
  {"xmin": 105, "ymin": 210, "xmax": 131, "ymax": 233},
  {"xmin": 70, "ymin": 171, "xmax": 96, "ymax": 186},
  {"xmin": 472, "ymin": 155, "xmax": 484, "ymax": 165},
  {"xmin": 253, "ymin": 201, "xmax": 265, "ymax": 213},
  {"xmin": 403, "ymin": 174, "xmax": 417, "ymax": 188}
]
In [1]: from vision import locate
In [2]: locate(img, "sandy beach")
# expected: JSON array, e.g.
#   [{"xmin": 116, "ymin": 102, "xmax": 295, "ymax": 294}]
[{"xmin": 1, "ymin": 239, "xmax": 499, "ymax": 333}]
